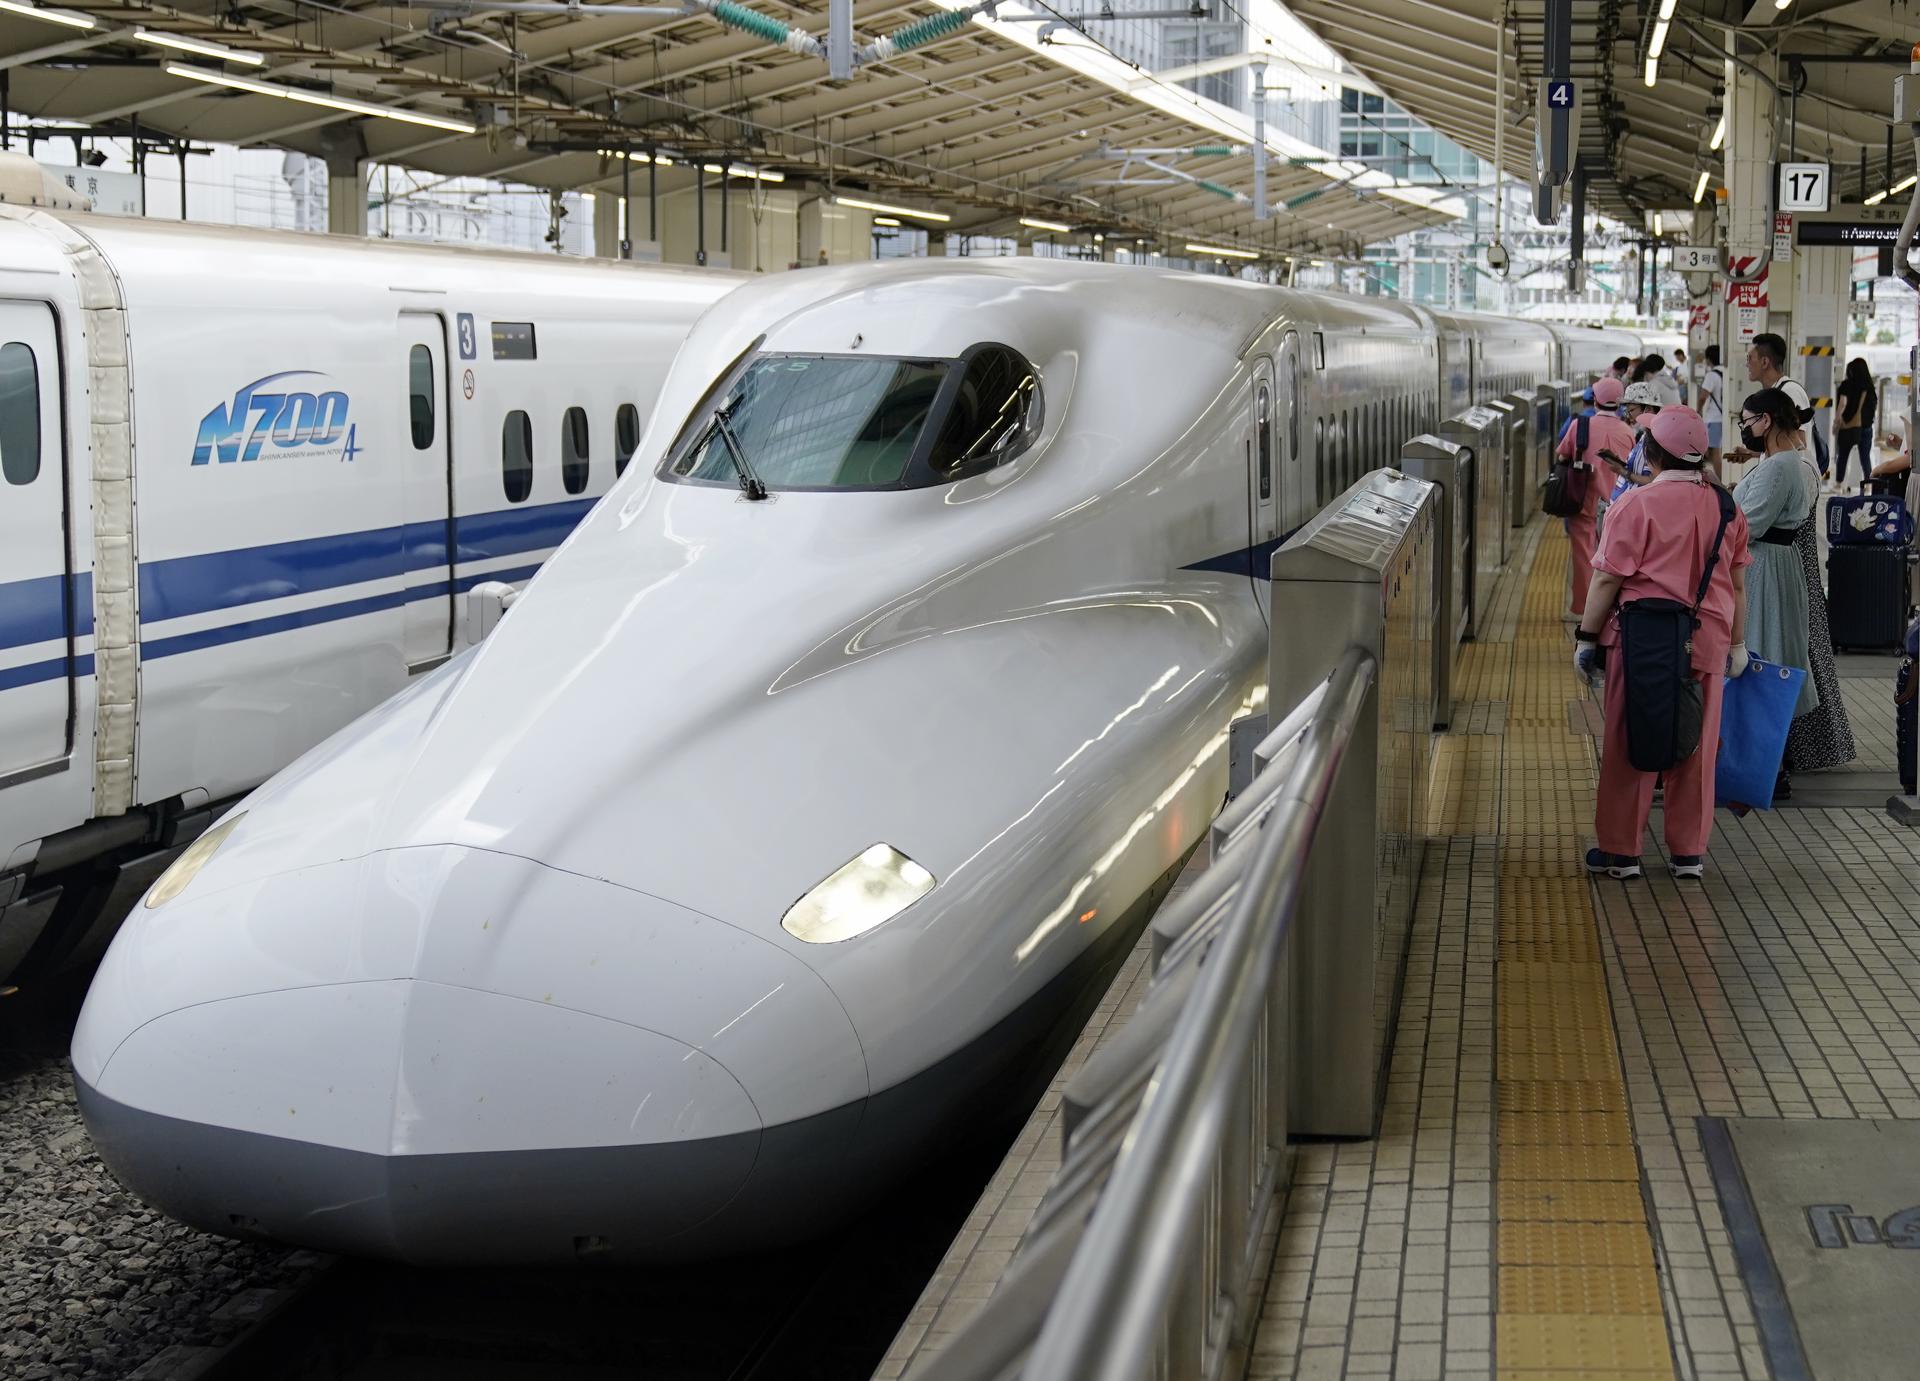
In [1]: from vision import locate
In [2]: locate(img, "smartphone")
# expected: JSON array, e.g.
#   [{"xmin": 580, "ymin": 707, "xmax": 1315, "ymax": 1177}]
[{"xmin": 1598, "ymin": 448, "xmax": 1627, "ymax": 471}]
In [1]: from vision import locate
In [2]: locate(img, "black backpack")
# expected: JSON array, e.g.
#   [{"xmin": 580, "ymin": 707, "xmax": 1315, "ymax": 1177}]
[
  {"xmin": 1542, "ymin": 414, "xmax": 1590, "ymax": 519},
  {"xmin": 1615, "ymin": 484, "xmax": 1737, "ymax": 772}
]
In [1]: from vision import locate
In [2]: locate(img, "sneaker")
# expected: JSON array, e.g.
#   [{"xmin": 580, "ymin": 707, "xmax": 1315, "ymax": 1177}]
[
  {"xmin": 1670, "ymin": 855, "xmax": 1705, "ymax": 879},
  {"xmin": 1585, "ymin": 848, "xmax": 1644, "ymax": 879}
]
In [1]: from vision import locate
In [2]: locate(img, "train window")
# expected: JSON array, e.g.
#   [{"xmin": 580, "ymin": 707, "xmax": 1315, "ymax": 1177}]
[
  {"xmin": 1255, "ymin": 382, "xmax": 1272, "ymax": 501},
  {"xmin": 1315, "ymin": 417, "xmax": 1326, "ymax": 498},
  {"xmin": 408, "ymin": 345, "xmax": 434, "ymax": 451},
  {"xmin": 1287, "ymin": 354, "xmax": 1301, "ymax": 465},
  {"xmin": 561, "ymin": 407, "xmax": 589, "ymax": 495},
  {"xmin": 0, "ymin": 341, "xmax": 37, "ymax": 485},
  {"xmin": 614, "ymin": 403, "xmax": 641, "ymax": 477},
  {"xmin": 927, "ymin": 344, "xmax": 1043, "ymax": 480},
  {"xmin": 502, "ymin": 410, "xmax": 533, "ymax": 503}
]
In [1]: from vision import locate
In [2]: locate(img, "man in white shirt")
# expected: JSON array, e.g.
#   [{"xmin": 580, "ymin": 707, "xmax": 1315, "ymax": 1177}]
[
  {"xmin": 1643, "ymin": 353, "xmax": 1683, "ymax": 408},
  {"xmin": 1671, "ymin": 347, "xmax": 1690, "ymax": 405},
  {"xmin": 1744, "ymin": 332, "xmax": 1823, "ymax": 476}
]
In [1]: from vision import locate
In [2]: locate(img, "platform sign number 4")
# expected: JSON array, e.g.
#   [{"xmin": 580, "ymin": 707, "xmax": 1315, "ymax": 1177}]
[
  {"xmin": 1778, "ymin": 162, "xmax": 1830, "ymax": 214},
  {"xmin": 1547, "ymin": 80, "xmax": 1574, "ymax": 108},
  {"xmin": 456, "ymin": 312, "xmax": 478, "ymax": 361}
]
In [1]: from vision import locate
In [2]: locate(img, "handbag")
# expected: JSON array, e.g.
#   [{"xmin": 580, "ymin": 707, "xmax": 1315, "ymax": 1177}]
[
  {"xmin": 1715, "ymin": 658, "xmax": 1809, "ymax": 810},
  {"xmin": 1615, "ymin": 484, "xmax": 1736, "ymax": 772},
  {"xmin": 1541, "ymin": 415, "xmax": 1589, "ymax": 519}
]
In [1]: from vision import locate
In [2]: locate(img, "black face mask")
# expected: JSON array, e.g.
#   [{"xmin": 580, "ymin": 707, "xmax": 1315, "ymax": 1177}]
[{"xmin": 1740, "ymin": 425, "xmax": 1767, "ymax": 451}]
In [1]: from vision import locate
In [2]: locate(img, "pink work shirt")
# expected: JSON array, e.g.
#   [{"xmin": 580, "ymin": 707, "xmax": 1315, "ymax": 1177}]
[
  {"xmin": 1589, "ymin": 471, "xmax": 1751, "ymax": 675},
  {"xmin": 1556, "ymin": 413, "xmax": 1636, "ymax": 519}
]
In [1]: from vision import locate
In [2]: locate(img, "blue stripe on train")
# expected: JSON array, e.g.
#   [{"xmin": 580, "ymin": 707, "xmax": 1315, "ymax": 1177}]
[
  {"xmin": 0, "ymin": 651, "xmax": 95, "ymax": 693},
  {"xmin": 0, "ymin": 573, "xmax": 93, "ymax": 650}
]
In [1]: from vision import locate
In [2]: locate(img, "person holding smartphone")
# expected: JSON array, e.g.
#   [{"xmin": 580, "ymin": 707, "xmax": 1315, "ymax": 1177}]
[{"xmin": 1557, "ymin": 376, "xmax": 1634, "ymax": 618}]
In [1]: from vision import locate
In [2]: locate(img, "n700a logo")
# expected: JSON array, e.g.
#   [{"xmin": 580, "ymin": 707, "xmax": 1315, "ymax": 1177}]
[{"xmin": 193, "ymin": 371, "xmax": 362, "ymax": 465}]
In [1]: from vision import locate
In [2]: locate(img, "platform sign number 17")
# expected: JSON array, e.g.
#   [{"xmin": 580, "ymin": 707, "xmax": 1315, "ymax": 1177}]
[
  {"xmin": 1547, "ymin": 81, "xmax": 1574, "ymax": 108},
  {"xmin": 1778, "ymin": 162, "xmax": 1830, "ymax": 214}
]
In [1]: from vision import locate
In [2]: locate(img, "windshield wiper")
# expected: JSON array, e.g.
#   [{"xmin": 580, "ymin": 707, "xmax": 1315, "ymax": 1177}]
[{"xmin": 709, "ymin": 403, "xmax": 768, "ymax": 501}]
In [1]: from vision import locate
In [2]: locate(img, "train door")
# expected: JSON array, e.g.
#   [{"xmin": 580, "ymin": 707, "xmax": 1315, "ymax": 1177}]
[
  {"xmin": 400, "ymin": 313, "xmax": 453, "ymax": 668},
  {"xmin": 1247, "ymin": 356, "xmax": 1278, "ymax": 610},
  {"xmin": 1276, "ymin": 331, "xmax": 1304, "ymax": 532},
  {"xmin": 0, "ymin": 301, "xmax": 71, "ymax": 779}
]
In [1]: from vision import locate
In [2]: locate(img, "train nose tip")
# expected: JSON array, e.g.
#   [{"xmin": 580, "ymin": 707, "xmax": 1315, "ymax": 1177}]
[{"xmin": 75, "ymin": 978, "xmax": 765, "ymax": 1265}]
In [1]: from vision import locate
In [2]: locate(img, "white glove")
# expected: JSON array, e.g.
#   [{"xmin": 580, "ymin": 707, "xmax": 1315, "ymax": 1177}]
[
  {"xmin": 1573, "ymin": 639, "xmax": 1602, "ymax": 690},
  {"xmin": 1726, "ymin": 642, "xmax": 1750, "ymax": 678}
]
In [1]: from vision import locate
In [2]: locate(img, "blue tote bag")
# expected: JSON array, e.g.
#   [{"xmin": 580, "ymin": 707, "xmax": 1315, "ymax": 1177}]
[{"xmin": 1715, "ymin": 658, "xmax": 1808, "ymax": 811}]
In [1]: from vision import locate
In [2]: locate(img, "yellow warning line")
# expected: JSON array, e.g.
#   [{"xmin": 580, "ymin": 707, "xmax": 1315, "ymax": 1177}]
[{"xmin": 1491, "ymin": 527, "xmax": 1675, "ymax": 1377}]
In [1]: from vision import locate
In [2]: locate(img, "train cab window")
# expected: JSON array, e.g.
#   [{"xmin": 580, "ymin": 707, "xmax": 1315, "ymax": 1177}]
[
  {"xmin": 664, "ymin": 343, "xmax": 1040, "ymax": 491},
  {"xmin": 614, "ymin": 403, "xmax": 641, "ymax": 477},
  {"xmin": 1315, "ymin": 417, "xmax": 1326, "ymax": 497},
  {"xmin": 1255, "ymin": 381, "xmax": 1273, "ymax": 500},
  {"xmin": 407, "ymin": 345, "xmax": 434, "ymax": 451},
  {"xmin": 502, "ymin": 410, "xmax": 533, "ymax": 503},
  {"xmin": 0, "ymin": 341, "xmax": 39, "ymax": 485},
  {"xmin": 561, "ymin": 406, "xmax": 589, "ymax": 495}
]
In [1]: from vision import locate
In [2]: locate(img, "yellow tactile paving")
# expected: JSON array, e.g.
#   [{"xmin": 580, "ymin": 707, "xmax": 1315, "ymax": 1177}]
[
  {"xmin": 1499, "ymin": 1265, "xmax": 1664, "ymax": 1315},
  {"xmin": 1498, "ymin": 1222, "xmax": 1657, "ymax": 1268},
  {"xmin": 1490, "ymin": 526, "xmax": 1675, "ymax": 1377}
]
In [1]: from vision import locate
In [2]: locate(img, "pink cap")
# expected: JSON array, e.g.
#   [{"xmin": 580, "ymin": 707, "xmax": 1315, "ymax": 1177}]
[
  {"xmin": 1648, "ymin": 405, "xmax": 1709, "ymax": 461},
  {"xmin": 1590, "ymin": 376, "xmax": 1625, "ymax": 407}
]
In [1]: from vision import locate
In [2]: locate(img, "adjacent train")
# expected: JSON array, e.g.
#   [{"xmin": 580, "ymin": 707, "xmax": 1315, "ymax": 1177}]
[
  {"xmin": 73, "ymin": 256, "xmax": 1639, "ymax": 1264},
  {"xmin": 0, "ymin": 156, "xmax": 739, "ymax": 983}
]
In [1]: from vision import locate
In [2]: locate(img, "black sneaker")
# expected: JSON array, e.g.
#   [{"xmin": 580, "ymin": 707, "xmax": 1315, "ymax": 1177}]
[
  {"xmin": 1670, "ymin": 855, "xmax": 1705, "ymax": 880},
  {"xmin": 1585, "ymin": 848, "xmax": 1644, "ymax": 879}
]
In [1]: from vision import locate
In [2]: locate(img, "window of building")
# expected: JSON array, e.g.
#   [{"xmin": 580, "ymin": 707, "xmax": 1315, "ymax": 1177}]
[
  {"xmin": 561, "ymin": 406, "xmax": 589, "ymax": 494},
  {"xmin": 615, "ymin": 403, "xmax": 641, "ymax": 477},
  {"xmin": 408, "ymin": 345, "xmax": 434, "ymax": 451},
  {"xmin": 502, "ymin": 410, "xmax": 533, "ymax": 503},
  {"xmin": 0, "ymin": 341, "xmax": 38, "ymax": 485}
]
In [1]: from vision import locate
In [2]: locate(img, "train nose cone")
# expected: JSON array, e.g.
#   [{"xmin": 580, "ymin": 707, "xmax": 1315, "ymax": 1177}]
[{"xmin": 72, "ymin": 846, "xmax": 868, "ymax": 1264}]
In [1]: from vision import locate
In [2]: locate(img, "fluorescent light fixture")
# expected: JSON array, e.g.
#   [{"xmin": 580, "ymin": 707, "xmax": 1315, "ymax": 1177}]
[
  {"xmin": 1893, "ymin": 174, "xmax": 1918, "ymax": 194},
  {"xmin": 1773, "ymin": 0, "xmax": 1791, "ymax": 9},
  {"xmin": 166, "ymin": 63, "xmax": 477, "ymax": 133},
  {"xmin": 833, "ymin": 195, "xmax": 950, "ymax": 223},
  {"xmin": 1657, "ymin": 0, "xmax": 1677, "ymax": 16},
  {"xmin": 1185, "ymin": 242, "xmax": 1259, "ymax": 259},
  {"xmin": 1649, "ymin": 19, "xmax": 1669, "ymax": 58},
  {"xmin": 1654, "ymin": 211, "xmax": 1664, "ymax": 236},
  {"xmin": 1709, "ymin": 114, "xmax": 1726, "ymax": 151},
  {"xmin": 135, "ymin": 28, "xmax": 264, "ymax": 64},
  {"xmin": 1865, "ymin": 188, "xmax": 1889, "ymax": 207},
  {"xmin": 1093, "ymin": 233, "xmax": 1104, "ymax": 243},
  {"xmin": 702, "ymin": 163, "xmax": 784, "ymax": 182},
  {"xmin": 145, "ymin": 811, "xmax": 245, "ymax": 910},
  {"xmin": 1693, "ymin": 169, "xmax": 1711, "ymax": 203},
  {"xmin": 0, "ymin": 0, "xmax": 94, "ymax": 28},
  {"xmin": 781, "ymin": 843, "xmax": 934, "ymax": 944},
  {"xmin": 1644, "ymin": 56, "xmax": 1659, "ymax": 88},
  {"xmin": 1019, "ymin": 216, "xmax": 1072, "ymax": 233},
  {"xmin": 872, "ymin": 215, "xmax": 901, "ymax": 226}
]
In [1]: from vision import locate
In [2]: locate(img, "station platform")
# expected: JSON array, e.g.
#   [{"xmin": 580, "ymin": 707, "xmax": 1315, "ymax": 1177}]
[{"xmin": 882, "ymin": 518, "xmax": 1920, "ymax": 1381}]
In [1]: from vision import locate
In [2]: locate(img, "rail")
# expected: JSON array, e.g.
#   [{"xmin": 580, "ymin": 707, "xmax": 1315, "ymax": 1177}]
[{"xmin": 912, "ymin": 644, "xmax": 1379, "ymax": 1381}]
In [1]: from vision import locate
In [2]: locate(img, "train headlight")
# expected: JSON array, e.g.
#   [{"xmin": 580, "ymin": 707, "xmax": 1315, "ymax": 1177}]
[
  {"xmin": 781, "ymin": 843, "xmax": 934, "ymax": 944},
  {"xmin": 144, "ymin": 812, "xmax": 246, "ymax": 910}
]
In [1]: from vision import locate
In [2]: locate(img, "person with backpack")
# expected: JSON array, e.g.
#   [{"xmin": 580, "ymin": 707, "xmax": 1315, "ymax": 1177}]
[
  {"xmin": 1834, "ymin": 358, "xmax": 1879, "ymax": 490},
  {"xmin": 1555, "ymin": 376, "xmax": 1633, "ymax": 617},
  {"xmin": 1574, "ymin": 406, "xmax": 1751, "ymax": 880}
]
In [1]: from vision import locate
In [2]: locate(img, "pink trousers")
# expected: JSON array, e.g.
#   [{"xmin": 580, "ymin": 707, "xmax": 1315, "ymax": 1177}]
[
  {"xmin": 1567, "ymin": 512, "xmax": 1597, "ymax": 616},
  {"xmin": 1595, "ymin": 653, "xmax": 1724, "ymax": 858}
]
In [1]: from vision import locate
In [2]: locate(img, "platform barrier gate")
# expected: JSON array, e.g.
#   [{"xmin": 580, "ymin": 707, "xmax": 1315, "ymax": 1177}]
[{"xmin": 908, "ymin": 471, "xmax": 1438, "ymax": 1381}]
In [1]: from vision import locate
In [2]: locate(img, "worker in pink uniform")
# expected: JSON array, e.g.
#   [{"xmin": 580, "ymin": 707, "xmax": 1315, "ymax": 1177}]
[
  {"xmin": 1556, "ymin": 376, "xmax": 1633, "ymax": 618},
  {"xmin": 1573, "ymin": 407, "xmax": 1751, "ymax": 881}
]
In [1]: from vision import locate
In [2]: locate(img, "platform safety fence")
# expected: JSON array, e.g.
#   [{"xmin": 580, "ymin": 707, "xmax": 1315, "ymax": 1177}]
[{"xmin": 910, "ymin": 644, "xmax": 1380, "ymax": 1381}]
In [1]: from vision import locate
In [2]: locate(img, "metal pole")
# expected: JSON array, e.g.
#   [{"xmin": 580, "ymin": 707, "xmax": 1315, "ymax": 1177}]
[
  {"xmin": 177, "ymin": 144, "xmax": 188, "ymax": 221},
  {"xmin": 131, "ymin": 113, "xmax": 144, "ymax": 216},
  {"xmin": 2, "ymin": 72, "xmax": 9, "ymax": 150},
  {"xmin": 1252, "ymin": 67, "xmax": 1268, "ymax": 221},
  {"xmin": 649, "ymin": 149, "xmax": 658, "ymax": 242},
  {"xmin": 696, "ymin": 159, "xmax": 707, "ymax": 266},
  {"xmin": 721, "ymin": 163, "xmax": 729, "ymax": 255},
  {"xmin": 827, "ymin": 0, "xmax": 853, "ymax": 80},
  {"xmin": 620, "ymin": 147, "xmax": 632, "ymax": 258},
  {"xmin": 1024, "ymin": 649, "xmax": 1377, "ymax": 1381}
]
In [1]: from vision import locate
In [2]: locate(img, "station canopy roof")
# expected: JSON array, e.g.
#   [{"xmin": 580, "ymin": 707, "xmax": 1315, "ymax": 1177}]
[
  {"xmin": 0, "ymin": 0, "xmax": 1465, "ymax": 257},
  {"xmin": 1285, "ymin": 0, "xmax": 1920, "ymax": 224}
]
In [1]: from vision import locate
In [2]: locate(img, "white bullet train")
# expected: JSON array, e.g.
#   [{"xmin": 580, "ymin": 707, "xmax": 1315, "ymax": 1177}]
[
  {"xmin": 0, "ymin": 156, "xmax": 739, "ymax": 984},
  {"xmin": 72, "ymin": 256, "xmax": 1638, "ymax": 1265}
]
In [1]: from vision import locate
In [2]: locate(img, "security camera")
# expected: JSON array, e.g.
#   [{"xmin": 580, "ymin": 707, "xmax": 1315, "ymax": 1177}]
[{"xmin": 1486, "ymin": 241, "xmax": 1511, "ymax": 275}]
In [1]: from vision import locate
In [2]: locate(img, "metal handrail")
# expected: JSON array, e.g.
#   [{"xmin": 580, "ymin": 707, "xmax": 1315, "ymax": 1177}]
[{"xmin": 1022, "ymin": 644, "xmax": 1378, "ymax": 1381}]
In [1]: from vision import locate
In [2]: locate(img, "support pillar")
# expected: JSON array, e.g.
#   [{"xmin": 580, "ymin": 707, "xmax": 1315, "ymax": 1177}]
[
  {"xmin": 591, "ymin": 191, "xmax": 621, "ymax": 258},
  {"xmin": 325, "ymin": 157, "xmax": 368, "ymax": 236},
  {"xmin": 1721, "ymin": 47, "xmax": 1776, "ymax": 365},
  {"xmin": 926, "ymin": 233, "xmax": 947, "ymax": 257}
]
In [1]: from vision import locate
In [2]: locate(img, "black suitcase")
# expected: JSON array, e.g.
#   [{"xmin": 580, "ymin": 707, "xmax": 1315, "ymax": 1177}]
[
  {"xmin": 1827, "ymin": 544, "xmax": 1911, "ymax": 652},
  {"xmin": 1900, "ymin": 652, "xmax": 1916, "ymax": 795}
]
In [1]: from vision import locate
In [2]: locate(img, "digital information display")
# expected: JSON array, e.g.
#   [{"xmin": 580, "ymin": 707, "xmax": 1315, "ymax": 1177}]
[{"xmin": 492, "ymin": 321, "xmax": 538, "ymax": 360}]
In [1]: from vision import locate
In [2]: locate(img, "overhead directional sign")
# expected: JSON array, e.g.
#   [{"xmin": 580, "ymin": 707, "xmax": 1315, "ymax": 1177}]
[
  {"xmin": 1673, "ymin": 245, "xmax": 1719, "ymax": 272},
  {"xmin": 1778, "ymin": 162, "xmax": 1831, "ymax": 214}
]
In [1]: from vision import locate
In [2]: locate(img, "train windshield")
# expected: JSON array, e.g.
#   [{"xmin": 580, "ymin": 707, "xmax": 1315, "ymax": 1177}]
[{"xmin": 664, "ymin": 345, "xmax": 1042, "ymax": 491}]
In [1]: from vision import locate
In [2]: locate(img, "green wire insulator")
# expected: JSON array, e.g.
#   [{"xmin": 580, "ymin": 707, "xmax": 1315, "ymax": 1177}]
[
  {"xmin": 710, "ymin": 0, "xmax": 791, "ymax": 44},
  {"xmin": 1198, "ymin": 179, "xmax": 1238, "ymax": 200},
  {"xmin": 886, "ymin": 9, "xmax": 971, "ymax": 52},
  {"xmin": 1286, "ymin": 187, "xmax": 1325, "ymax": 210},
  {"xmin": 1192, "ymin": 145, "xmax": 1234, "ymax": 157}
]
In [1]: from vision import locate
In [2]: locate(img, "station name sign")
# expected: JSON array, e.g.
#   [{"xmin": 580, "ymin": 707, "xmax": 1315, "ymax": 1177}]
[{"xmin": 1794, "ymin": 221, "xmax": 1900, "ymax": 246}]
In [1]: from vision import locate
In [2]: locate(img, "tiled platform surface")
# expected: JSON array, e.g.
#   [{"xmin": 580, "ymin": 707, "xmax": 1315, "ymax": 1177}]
[{"xmin": 878, "ymin": 517, "xmax": 1920, "ymax": 1381}]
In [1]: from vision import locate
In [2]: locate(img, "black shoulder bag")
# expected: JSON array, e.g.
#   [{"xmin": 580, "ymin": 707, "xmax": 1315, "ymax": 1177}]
[
  {"xmin": 1615, "ymin": 483, "xmax": 1736, "ymax": 772},
  {"xmin": 1542, "ymin": 415, "xmax": 1590, "ymax": 519}
]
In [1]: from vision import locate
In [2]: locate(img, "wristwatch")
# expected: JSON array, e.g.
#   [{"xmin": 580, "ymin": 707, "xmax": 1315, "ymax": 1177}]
[{"xmin": 1574, "ymin": 628, "xmax": 1599, "ymax": 644}]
